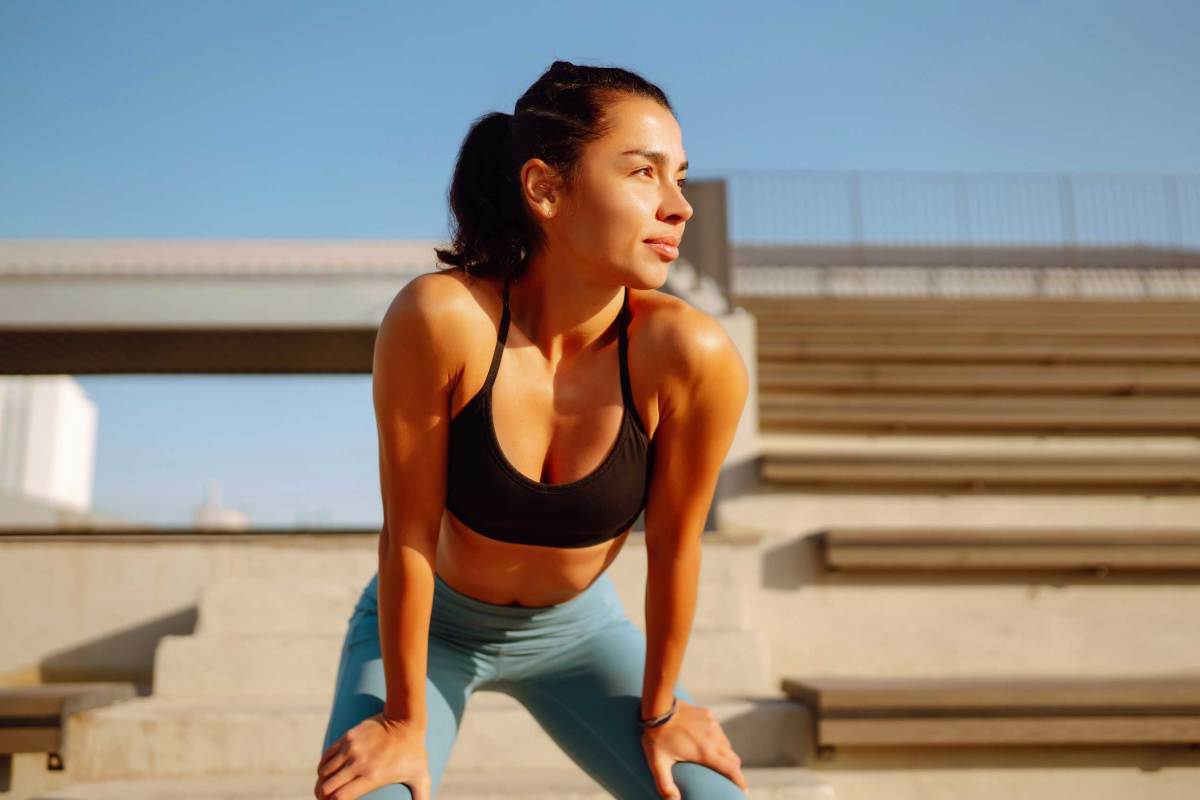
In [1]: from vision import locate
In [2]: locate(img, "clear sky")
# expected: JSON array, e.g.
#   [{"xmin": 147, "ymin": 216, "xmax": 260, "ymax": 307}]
[{"xmin": 2, "ymin": 1, "xmax": 1197, "ymax": 526}]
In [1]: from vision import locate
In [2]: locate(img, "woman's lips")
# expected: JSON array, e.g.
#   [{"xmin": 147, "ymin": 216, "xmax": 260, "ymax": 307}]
[{"xmin": 644, "ymin": 241, "xmax": 679, "ymax": 259}]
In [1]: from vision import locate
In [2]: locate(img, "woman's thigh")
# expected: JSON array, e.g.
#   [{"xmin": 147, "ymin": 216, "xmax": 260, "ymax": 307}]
[
  {"xmin": 321, "ymin": 609, "xmax": 484, "ymax": 799},
  {"xmin": 505, "ymin": 617, "xmax": 749, "ymax": 800}
]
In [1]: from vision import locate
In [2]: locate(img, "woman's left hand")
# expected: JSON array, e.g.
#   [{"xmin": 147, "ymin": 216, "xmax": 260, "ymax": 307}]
[{"xmin": 640, "ymin": 698, "xmax": 749, "ymax": 799}]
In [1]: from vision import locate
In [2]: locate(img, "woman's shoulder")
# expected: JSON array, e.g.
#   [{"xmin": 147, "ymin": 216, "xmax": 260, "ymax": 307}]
[
  {"xmin": 389, "ymin": 268, "xmax": 493, "ymax": 318},
  {"xmin": 628, "ymin": 286, "xmax": 742, "ymax": 382},
  {"xmin": 386, "ymin": 268, "xmax": 507, "ymax": 331},
  {"xmin": 375, "ymin": 268, "xmax": 498, "ymax": 369}
]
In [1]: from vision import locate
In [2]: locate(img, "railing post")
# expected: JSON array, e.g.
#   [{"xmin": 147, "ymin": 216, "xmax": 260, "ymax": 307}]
[
  {"xmin": 677, "ymin": 178, "xmax": 731, "ymax": 304},
  {"xmin": 1165, "ymin": 174, "xmax": 1184, "ymax": 270},
  {"xmin": 1059, "ymin": 173, "xmax": 1077, "ymax": 266},
  {"xmin": 848, "ymin": 173, "xmax": 865, "ymax": 268}
]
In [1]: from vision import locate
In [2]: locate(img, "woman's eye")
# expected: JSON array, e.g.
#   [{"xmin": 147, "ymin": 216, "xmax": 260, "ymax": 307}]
[{"xmin": 637, "ymin": 167, "xmax": 686, "ymax": 189}]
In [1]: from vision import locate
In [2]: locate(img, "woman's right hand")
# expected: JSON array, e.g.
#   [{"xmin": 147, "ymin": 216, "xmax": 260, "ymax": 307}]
[{"xmin": 315, "ymin": 713, "xmax": 431, "ymax": 800}]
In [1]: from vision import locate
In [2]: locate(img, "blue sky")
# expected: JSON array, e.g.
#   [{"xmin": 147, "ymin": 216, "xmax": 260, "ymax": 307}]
[{"xmin": 2, "ymin": 1, "xmax": 1197, "ymax": 526}]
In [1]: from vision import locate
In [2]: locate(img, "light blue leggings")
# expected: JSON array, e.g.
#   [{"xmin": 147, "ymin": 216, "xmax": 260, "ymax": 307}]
[{"xmin": 320, "ymin": 570, "xmax": 749, "ymax": 799}]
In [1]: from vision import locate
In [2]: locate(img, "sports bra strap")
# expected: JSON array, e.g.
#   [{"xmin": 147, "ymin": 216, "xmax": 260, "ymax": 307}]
[
  {"xmin": 617, "ymin": 286, "xmax": 636, "ymax": 411},
  {"xmin": 483, "ymin": 277, "xmax": 512, "ymax": 388},
  {"xmin": 487, "ymin": 278, "xmax": 636, "ymax": 415}
]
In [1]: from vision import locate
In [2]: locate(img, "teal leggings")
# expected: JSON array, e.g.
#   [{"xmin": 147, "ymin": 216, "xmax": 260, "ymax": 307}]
[{"xmin": 321, "ymin": 570, "xmax": 749, "ymax": 799}]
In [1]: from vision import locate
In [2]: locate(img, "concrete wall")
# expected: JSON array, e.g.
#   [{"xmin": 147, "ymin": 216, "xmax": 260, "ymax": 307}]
[
  {"xmin": 713, "ymin": 306, "xmax": 761, "ymax": 512},
  {"xmin": 759, "ymin": 532, "xmax": 1200, "ymax": 680},
  {"xmin": 0, "ymin": 534, "xmax": 378, "ymax": 687}
]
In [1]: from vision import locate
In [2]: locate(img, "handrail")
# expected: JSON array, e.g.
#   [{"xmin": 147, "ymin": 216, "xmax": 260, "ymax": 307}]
[{"xmin": 718, "ymin": 168, "xmax": 1200, "ymax": 254}]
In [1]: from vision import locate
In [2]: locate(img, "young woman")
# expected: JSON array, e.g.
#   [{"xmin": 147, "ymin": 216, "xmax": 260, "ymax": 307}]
[{"xmin": 315, "ymin": 61, "xmax": 750, "ymax": 800}]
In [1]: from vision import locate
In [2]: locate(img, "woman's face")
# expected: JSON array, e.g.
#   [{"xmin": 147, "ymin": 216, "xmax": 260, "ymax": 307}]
[{"xmin": 533, "ymin": 94, "xmax": 692, "ymax": 288}]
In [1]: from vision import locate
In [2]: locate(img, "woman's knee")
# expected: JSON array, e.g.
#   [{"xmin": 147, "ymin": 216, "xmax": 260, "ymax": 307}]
[
  {"xmin": 673, "ymin": 761, "xmax": 749, "ymax": 800},
  {"xmin": 356, "ymin": 781, "xmax": 415, "ymax": 799}
]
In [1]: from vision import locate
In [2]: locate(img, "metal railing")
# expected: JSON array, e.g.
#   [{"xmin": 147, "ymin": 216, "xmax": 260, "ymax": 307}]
[
  {"xmin": 720, "ymin": 169, "xmax": 1200, "ymax": 252},
  {"xmin": 676, "ymin": 170, "xmax": 1200, "ymax": 300}
]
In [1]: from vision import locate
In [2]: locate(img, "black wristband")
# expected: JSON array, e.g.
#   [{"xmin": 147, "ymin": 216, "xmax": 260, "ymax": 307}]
[{"xmin": 638, "ymin": 696, "xmax": 678, "ymax": 730}]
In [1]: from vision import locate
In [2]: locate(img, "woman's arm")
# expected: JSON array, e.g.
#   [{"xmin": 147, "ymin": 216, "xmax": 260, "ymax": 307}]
[
  {"xmin": 639, "ymin": 308, "xmax": 750, "ymax": 720},
  {"xmin": 314, "ymin": 273, "xmax": 463, "ymax": 799},
  {"xmin": 371, "ymin": 274, "xmax": 462, "ymax": 728}
]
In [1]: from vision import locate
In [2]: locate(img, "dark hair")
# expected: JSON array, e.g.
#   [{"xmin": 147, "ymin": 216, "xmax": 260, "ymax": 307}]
[{"xmin": 433, "ymin": 60, "xmax": 673, "ymax": 283}]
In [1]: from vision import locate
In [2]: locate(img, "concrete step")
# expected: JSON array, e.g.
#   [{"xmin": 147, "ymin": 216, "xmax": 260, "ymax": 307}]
[
  {"xmin": 196, "ymin": 580, "xmax": 361, "ymax": 636},
  {"xmin": 759, "ymin": 580, "xmax": 1200, "ymax": 680},
  {"xmin": 210, "ymin": 540, "xmax": 378, "ymax": 583},
  {"xmin": 758, "ymin": 432, "xmax": 1200, "ymax": 457},
  {"xmin": 60, "ymin": 691, "xmax": 813, "ymax": 782},
  {"xmin": 760, "ymin": 449, "xmax": 1200, "ymax": 493},
  {"xmin": 152, "ymin": 628, "xmax": 774, "ymax": 698},
  {"xmin": 716, "ymin": 488, "xmax": 1200, "ymax": 538},
  {"xmin": 713, "ymin": 487, "xmax": 1200, "ymax": 684},
  {"xmin": 32, "ymin": 765, "xmax": 835, "ymax": 799}
]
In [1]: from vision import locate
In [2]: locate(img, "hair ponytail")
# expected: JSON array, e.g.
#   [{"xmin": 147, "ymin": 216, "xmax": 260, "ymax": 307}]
[{"xmin": 434, "ymin": 60, "xmax": 673, "ymax": 283}]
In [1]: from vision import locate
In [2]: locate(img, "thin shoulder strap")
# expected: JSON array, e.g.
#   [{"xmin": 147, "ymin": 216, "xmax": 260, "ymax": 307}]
[
  {"xmin": 617, "ymin": 286, "xmax": 642, "ymax": 426},
  {"xmin": 483, "ymin": 276, "xmax": 512, "ymax": 389}
]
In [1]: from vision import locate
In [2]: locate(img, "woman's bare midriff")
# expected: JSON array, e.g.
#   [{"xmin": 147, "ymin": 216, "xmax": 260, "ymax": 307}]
[{"xmin": 435, "ymin": 511, "xmax": 632, "ymax": 608}]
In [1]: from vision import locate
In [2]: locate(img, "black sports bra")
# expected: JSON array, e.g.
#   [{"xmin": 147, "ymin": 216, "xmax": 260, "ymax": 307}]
[{"xmin": 444, "ymin": 278, "xmax": 654, "ymax": 548}]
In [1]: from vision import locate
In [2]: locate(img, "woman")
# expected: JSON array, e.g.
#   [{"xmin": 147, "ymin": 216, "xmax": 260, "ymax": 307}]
[{"xmin": 315, "ymin": 60, "xmax": 751, "ymax": 800}]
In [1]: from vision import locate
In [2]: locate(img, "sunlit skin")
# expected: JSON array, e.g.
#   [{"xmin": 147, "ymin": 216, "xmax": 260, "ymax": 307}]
[
  {"xmin": 437, "ymin": 94, "xmax": 696, "ymax": 607},
  {"xmin": 316, "ymin": 94, "xmax": 751, "ymax": 800}
]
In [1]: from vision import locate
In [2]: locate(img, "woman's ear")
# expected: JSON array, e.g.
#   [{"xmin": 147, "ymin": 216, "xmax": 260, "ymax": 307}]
[{"xmin": 519, "ymin": 158, "xmax": 564, "ymax": 221}]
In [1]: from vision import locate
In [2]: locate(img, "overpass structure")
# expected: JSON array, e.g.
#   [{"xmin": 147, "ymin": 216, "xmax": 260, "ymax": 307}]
[
  {"xmin": 5, "ymin": 234, "xmax": 1200, "ymax": 376},
  {"xmin": 0, "ymin": 239, "xmax": 434, "ymax": 374}
]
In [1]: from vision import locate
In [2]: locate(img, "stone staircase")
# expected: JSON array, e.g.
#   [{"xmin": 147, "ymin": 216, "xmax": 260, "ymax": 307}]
[
  {"xmin": 31, "ymin": 533, "xmax": 833, "ymax": 799},
  {"xmin": 711, "ymin": 285, "xmax": 1200, "ymax": 799}
]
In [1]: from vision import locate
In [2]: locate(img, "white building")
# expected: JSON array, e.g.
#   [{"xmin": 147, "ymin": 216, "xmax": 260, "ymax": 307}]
[{"xmin": 0, "ymin": 375, "xmax": 97, "ymax": 514}]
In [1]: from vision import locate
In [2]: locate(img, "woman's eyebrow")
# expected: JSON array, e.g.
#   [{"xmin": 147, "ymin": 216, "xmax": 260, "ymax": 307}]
[{"xmin": 620, "ymin": 148, "xmax": 688, "ymax": 173}]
